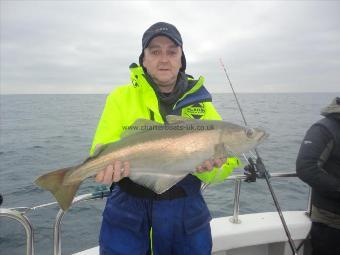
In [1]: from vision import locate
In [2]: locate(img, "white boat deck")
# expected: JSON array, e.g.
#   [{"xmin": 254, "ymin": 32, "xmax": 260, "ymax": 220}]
[{"xmin": 73, "ymin": 211, "xmax": 311, "ymax": 255}]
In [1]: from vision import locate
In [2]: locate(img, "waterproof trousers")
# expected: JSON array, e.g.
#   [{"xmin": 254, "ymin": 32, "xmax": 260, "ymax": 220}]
[
  {"xmin": 99, "ymin": 186, "xmax": 212, "ymax": 255},
  {"xmin": 311, "ymin": 222, "xmax": 340, "ymax": 255}
]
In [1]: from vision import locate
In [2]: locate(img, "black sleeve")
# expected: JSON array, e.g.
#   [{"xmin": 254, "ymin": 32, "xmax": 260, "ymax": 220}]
[{"xmin": 296, "ymin": 123, "xmax": 340, "ymax": 200}]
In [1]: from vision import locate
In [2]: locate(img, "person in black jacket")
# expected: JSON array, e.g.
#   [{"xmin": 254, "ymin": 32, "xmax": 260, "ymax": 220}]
[{"xmin": 296, "ymin": 97, "xmax": 340, "ymax": 255}]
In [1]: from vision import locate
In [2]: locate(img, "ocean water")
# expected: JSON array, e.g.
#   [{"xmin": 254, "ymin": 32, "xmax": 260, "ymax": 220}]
[{"xmin": 0, "ymin": 92, "xmax": 338, "ymax": 255}]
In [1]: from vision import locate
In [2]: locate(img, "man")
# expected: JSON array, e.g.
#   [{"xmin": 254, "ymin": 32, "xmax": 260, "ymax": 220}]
[
  {"xmin": 91, "ymin": 22, "xmax": 235, "ymax": 255},
  {"xmin": 296, "ymin": 97, "xmax": 340, "ymax": 255}
]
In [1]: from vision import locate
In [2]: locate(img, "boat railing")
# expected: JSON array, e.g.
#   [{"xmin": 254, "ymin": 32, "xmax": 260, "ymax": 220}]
[
  {"xmin": 0, "ymin": 208, "xmax": 35, "ymax": 255},
  {"xmin": 0, "ymin": 172, "xmax": 311, "ymax": 255},
  {"xmin": 53, "ymin": 190, "xmax": 111, "ymax": 255},
  {"xmin": 225, "ymin": 172, "xmax": 311, "ymax": 224}
]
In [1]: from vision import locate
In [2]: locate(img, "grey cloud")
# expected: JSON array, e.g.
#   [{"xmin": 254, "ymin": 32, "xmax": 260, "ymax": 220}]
[{"xmin": 1, "ymin": 1, "xmax": 339, "ymax": 94}]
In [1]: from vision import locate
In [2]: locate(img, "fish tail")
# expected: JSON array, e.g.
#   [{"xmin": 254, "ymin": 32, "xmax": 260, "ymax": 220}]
[{"xmin": 34, "ymin": 166, "xmax": 82, "ymax": 211}]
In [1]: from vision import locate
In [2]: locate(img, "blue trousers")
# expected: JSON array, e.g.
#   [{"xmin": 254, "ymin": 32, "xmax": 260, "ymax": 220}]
[{"xmin": 99, "ymin": 186, "xmax": 212, "ymax": 255}]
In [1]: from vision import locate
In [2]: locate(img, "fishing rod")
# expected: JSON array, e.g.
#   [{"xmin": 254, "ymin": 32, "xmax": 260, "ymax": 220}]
[{"xmin": 219, "ymin": 59, "xmax": 299, "ymax": 255}]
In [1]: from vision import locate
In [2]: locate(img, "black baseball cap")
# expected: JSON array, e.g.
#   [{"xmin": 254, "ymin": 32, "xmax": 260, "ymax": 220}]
[
  {"xmin": 139, "ymin": 22, "xmax": 186, "ymax": 72},
  {"xmin": 142, "ymin": 22, "xmax": 183, "ymax": 49}
]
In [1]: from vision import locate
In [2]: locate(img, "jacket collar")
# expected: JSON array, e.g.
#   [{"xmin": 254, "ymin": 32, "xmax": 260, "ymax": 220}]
[{"xmin": 129, "ymin": 63, "xmax": 207, "ymax": 113}]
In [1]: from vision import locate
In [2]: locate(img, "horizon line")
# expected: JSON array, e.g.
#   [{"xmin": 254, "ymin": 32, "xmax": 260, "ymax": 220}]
[{"xmin": 1, "ymin": 91, "xmax": 339, "ymax": 96}]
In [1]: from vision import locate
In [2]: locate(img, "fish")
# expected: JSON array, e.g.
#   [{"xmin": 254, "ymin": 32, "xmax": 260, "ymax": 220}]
[{"xmin": 35, "ymin": 115, "xmax": 268, "ymax": 211}]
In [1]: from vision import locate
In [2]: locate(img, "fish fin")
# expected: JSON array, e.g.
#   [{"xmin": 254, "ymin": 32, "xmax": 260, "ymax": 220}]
[
  {"xmin": 85, "ymin": 143, "xmax": 112, "ymax": 163},
  {"xmin": 214, "ymin": 143, "xmax": 228, "ymax": 158},
  {"xmin": 166, "ymin": 115, "xmax": 191, "ymax": 124},
  {"xmin": 34, "ymin": 167, "xmax": 81, "ymax": 211},
  {"xmin": 224, "ymin": 144, "xmax": 240, "ymax": 158},
  {"xmin": 129, "ymin": 173, "xmax": 186, "ymax": 194},
  {"xmin": 120, "ymin": 118, "xmax": 163, "ymax": 138},
  {"xmin": 90, "ymin": 144, "xmax": 109, "ymax": 158}
]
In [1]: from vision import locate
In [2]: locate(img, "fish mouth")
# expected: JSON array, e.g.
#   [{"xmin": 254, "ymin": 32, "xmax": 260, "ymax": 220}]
[{"xmin": 258, "ymin": 131, "xmax": 269, "ymax": 143}]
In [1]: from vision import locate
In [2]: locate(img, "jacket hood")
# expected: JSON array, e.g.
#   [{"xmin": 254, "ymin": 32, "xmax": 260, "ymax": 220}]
[{"xmin": 321, "ymin": 97, "xmax": 340, "ymax": 117}]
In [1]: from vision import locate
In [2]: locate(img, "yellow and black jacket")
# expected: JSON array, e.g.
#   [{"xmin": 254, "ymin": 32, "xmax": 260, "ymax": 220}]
[{"xmin": 91, "ymin": 64, "xmax": 237, "ymax": 197}]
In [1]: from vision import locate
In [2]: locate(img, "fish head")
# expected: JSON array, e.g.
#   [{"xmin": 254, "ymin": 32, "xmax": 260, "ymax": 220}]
[{"xmin": 219, "ymin": 122, "xmax": 268, "ymax": 155}]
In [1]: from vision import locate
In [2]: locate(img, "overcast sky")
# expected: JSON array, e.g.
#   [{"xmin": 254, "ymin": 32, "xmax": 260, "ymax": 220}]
[{"xmin": 1, "ymin": 0, "xmax": 339, "ymax": 94}]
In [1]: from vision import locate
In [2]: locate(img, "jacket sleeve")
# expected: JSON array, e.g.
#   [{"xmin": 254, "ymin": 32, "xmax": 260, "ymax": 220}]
[
  {"xmin": 193, "ymin": 102, "xmax": 239, "ymax": 184},
  {"xmin": 90, "ymin": 90, "xmax": 123, "ymax": 155},
  {"xmin": 296, "ymin": 123, "xmax": 340, "ymax": 200}
]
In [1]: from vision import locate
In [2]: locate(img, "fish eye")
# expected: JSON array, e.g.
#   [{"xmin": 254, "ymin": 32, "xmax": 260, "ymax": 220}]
[{"xmin": 246, "ymin": 128, "xmax": 254, "ymax": 138}]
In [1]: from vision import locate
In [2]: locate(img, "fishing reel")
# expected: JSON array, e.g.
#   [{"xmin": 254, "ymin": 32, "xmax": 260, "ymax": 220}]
[{"xmin": 244, "ymin": 157, "xmax": 268, "ymax": 182}]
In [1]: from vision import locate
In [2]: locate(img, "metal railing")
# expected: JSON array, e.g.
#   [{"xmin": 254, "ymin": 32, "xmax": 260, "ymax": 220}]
[
  {"xmin": 0, "ymin": 172, "xmax": 310, "ymax": 255},
  {"xmin": 227, "ymin": 172, "xmax": 307, "ymax": 224},
  {"xmin": 53, "ymin": 190, "xmax": 111, "ymax": 255},
  {"xmin": 0, "ymin": 189, "xmax": 110, "ymax": 255},
  {"xmin": 0, "ymin": 208, "xmax": 35, "ymax": 255}
]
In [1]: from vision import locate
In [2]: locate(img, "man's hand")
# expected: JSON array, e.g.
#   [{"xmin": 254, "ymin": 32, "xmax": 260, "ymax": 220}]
[
  {"xmin": 196, "ymin": 158, "xmax": 225, "ymax": 173},
  {"xmin": 95, "ymin": 160, "xmax": 130, "ymax": 184},
  {"xmin": 94, "ymin": 144, "xmax": 130, "ymax": 184}
]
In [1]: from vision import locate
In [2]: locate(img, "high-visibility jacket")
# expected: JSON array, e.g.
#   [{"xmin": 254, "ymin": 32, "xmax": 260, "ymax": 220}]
[{"xmin": 90, "ymin": 64, "xmax": 238, "ymax": 187}]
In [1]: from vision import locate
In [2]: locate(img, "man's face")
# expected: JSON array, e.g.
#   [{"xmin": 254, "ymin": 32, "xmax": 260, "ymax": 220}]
[{"xmin": 143, "ymin": 36, "xmax": 182, "ymax": 92}]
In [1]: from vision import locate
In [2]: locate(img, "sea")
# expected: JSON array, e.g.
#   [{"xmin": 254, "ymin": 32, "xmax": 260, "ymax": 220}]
[{"xmin": 0, "ymin": 92, "xmax": 338, "ymax": 255}]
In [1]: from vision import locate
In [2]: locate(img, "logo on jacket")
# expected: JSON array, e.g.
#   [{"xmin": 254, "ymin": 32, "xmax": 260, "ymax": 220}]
[
  {"xmin": 182, "ymin": 103, "xmax": 205, "ymax": 119},
  {"xmin": 131, "ymin": 74, "xmax": 140, "ymax": 87}
]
